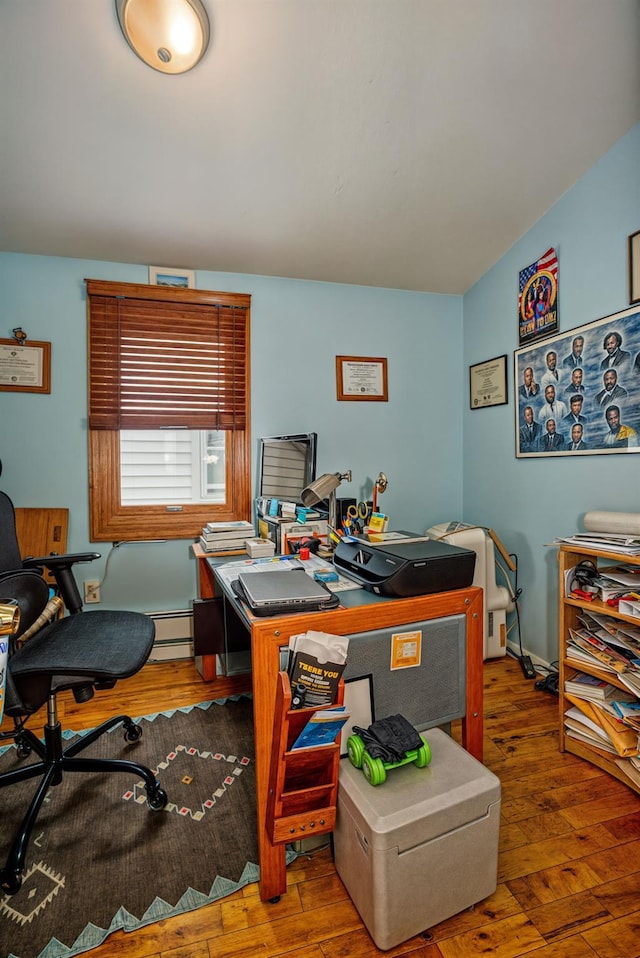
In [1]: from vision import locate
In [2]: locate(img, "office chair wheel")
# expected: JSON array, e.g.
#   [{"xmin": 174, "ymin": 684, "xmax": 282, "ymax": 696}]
[
  {"xmin": 146, "ymin": 785, "xmax": 168, "ymax": 811},
  {"xmin": 123, "ymin": 722, "xmax": 142, "ymax": 743},
  {"xmin": 0, "ymin": 868, "xmax": 22, "ymax": 896},
  {"xmin": 15, "ymin": 740, "xmax": 32, "ymax": 760}
]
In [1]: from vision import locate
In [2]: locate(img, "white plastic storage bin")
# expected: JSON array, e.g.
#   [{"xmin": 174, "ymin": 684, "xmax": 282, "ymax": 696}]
[{"xmin": 333, "ymin": 727, "xmax": 501, "ymax": 950}]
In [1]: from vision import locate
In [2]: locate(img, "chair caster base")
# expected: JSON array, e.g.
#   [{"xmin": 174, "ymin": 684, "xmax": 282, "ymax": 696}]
[
  {"xmin": 147, "ymin": 785, "xmax": 169, "ymax": 811},
  {"xmin": 123, "ymin": 720, "xmax": 142, "ymax": 743},
  {"xmin": 0, "ymin": 868, "xmax": 22, "ymax": 896}
]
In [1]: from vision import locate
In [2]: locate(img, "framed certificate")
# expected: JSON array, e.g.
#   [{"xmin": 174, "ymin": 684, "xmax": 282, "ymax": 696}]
[
  {"xmin": 336, "ymin": 355, "xmax": 388, "ymax": 402},
  {"xmin": 469, "ymin": 354, "xmax": 508, "ymax": 410},
  {"xmin": 0, "ymin": 339, "xmax": 51, "ymax": 393}
]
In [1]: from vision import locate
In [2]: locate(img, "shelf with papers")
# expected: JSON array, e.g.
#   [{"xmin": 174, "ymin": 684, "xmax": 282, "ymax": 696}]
[{"xmin": 558, "ymin": 543, "xmax": 640, "ymax": 794}]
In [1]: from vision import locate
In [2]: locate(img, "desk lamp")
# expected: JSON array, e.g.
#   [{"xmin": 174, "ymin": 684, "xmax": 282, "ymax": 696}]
[{"xmin": 301, "ymin": 470, "xmax": 352, "ymax": 536}]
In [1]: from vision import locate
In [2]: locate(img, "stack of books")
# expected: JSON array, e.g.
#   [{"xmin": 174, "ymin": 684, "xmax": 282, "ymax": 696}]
[
  {"xmin": 564, "ymin": 672, "xmax": 630, "ymax": 703},
  {"xmin": 199, "ymin": 520, "xmax": 255, "ymax": 553}
]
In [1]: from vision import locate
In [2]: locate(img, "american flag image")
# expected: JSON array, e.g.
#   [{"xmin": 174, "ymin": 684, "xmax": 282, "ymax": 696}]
[{"xmin": 519, "ymin": 248, "xmax": 558, "ymax": 311}]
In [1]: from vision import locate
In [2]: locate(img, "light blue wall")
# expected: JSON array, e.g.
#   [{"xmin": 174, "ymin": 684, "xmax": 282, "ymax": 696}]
[
  {"xmin": 3, "ymin": 125, "xmax": 637, "ymax": 640},
  {"xmin": 0, "ymin": 257, "xmax": 463, "ymax": 611},
  {"xmin": 462, "ymin": 123, "xmax": 640, "ymax": 664}
]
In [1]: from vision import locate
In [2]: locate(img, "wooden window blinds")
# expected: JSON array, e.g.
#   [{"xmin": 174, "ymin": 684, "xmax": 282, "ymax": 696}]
[{"xmin": 86, "ymin": 280, "xmax": 250, "ymax": 431}]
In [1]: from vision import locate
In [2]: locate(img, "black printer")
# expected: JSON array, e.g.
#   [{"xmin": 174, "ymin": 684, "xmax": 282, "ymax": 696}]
[{"xmin": 333, "ymin": 535, "xmax": 476, "ymax": 598}]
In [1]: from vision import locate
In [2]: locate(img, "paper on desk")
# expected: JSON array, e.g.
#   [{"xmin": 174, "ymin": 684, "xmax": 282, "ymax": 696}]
[{"xmin": 212, "ymin": 553, "xmax": 361, "ymax": 593}]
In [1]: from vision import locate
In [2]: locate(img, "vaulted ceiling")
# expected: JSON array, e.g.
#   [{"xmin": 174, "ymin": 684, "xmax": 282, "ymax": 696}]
[{"xmin": 1, "ymin": 1, "xmax": 639, "ymax": 294}]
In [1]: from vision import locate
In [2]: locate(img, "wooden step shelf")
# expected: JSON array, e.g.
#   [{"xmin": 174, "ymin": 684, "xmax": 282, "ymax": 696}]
[{"xmin": 267, "ymin": 671, "xmax": 345, "ymax": 845}]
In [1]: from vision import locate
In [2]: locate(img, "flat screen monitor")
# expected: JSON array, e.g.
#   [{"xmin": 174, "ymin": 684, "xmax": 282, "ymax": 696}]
[{"xmin": 257, "ymin": 433, "xmax": 317, "ymax": 502}]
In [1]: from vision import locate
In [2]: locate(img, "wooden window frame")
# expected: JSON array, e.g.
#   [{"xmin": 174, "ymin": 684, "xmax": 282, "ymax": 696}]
[{"xmin": 86, "ymin": 280, "xmax": 251, "ymax": 542}]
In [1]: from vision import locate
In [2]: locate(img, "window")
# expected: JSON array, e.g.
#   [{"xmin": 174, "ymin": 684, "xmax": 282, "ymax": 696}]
[
  {"xmin": 86, "ymin": 280, "xmax": 251, "ymax": 541},
  {"xmin": 119, "ymin": 429, "xmax": 227, "ymax": 505}
]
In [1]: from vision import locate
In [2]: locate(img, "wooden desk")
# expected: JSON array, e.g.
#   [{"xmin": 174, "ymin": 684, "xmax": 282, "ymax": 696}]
[
  {"xmin": 192, "ymin": 543, "xmax": 247, "ymax": 681},
  {"xmin": 212, "ymin": 567, "xmax": 485, "ymax": 902}
]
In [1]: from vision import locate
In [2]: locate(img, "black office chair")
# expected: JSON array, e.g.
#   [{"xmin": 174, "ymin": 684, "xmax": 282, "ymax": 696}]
[{"xmin": 0, "ymin": 490, "xmax": 168, "ymax": 895}]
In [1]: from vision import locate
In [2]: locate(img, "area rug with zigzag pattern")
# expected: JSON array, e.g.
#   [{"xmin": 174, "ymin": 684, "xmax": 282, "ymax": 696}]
[{"xmin": 0, "ymin": 696, "xmax": 277, "ymax": 958}]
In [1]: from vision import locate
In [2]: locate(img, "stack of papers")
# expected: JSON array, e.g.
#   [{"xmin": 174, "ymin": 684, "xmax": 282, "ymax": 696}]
[
  {"xmin": 555, "ymin": 533, "xmax": 640, "ymax": 555},
  {"xmin": 564, "ymin": 698, "xmax": 638, "ymax": 756},
  {"xmin": 567, "ymin": 614, "xmax": 640, "ymax": 701},
  {"xmin": 614, "ymin": 756, "xmax": 640, "ymax": 789}
]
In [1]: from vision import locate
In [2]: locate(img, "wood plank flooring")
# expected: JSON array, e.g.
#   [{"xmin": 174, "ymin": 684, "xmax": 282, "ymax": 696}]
[{"xmin": 3, "ymin": 655, "xmax": 640, "ymax": 958}]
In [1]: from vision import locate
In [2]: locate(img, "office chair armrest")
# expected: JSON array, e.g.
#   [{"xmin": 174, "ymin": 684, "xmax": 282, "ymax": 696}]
[
  {"xmin": 23, "ymin": 552, "xmax": 101, "ymax": 569},
  {"xmin": 22, "ymin": 552, "xmax": 101, "ymax": 615}
]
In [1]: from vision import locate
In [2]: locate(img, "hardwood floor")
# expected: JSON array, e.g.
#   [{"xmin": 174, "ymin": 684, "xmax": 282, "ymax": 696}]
[{"xmin": 3, "ymin": 655, "xmax": 640, "ymax": 958}]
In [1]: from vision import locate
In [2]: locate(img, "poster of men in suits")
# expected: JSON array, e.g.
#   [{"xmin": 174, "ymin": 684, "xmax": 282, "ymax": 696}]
[{"xmin": 515, "ymin": 305, "xmax": 640, "ymax": 457}]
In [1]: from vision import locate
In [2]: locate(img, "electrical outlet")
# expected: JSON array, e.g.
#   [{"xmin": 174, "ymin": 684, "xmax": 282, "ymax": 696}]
[{"xmin": 84, "ymin": 579, "xmax": 101, "ymax": 604}]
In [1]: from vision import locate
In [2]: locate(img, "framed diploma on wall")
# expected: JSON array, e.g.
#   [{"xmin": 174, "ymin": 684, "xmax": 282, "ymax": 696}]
[
  {"xmin": 0, "ymin": 339, "xmax": 51, "ymax": 394},
  {"xmin": 469, "ymin": 354, "xmax": 508, "ymax": 410},
  {"xmin": 336, "ymin": 355, "xmax": 388, "ymax": 402}
]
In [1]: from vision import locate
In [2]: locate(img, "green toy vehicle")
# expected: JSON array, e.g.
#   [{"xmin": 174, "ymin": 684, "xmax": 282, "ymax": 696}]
[{"xmin": 346, "ymin": 732, "xmax": 432, "ymax": 786}]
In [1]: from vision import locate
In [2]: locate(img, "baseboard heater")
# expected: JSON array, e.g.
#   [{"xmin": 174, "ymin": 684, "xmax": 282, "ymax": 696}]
[{"xmin": 146, "ymin": 609, "xmax": 194, "ymax": 662}]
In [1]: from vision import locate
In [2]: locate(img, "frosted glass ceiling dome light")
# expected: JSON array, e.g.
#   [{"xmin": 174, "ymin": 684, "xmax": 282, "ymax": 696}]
[{"xmin": 116, "ymin": 0, "xmax": 210, "ymax": 74}]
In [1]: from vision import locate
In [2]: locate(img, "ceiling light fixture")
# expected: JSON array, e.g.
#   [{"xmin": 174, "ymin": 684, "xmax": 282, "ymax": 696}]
[{"xmin": 115, "ymin": 0, "xmax": 210, "ymax": 74}]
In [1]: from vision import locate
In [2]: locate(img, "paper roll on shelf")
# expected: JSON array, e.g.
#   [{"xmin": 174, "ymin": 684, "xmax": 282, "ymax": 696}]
[{"xmin": 583, "ymin": 512, "xmax": 640, "ymax": 536}]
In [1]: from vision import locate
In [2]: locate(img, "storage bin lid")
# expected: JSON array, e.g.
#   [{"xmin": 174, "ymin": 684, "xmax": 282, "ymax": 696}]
[{"xmin": 337, "ymin": 727, "xmax": 501, "ymax": 852}]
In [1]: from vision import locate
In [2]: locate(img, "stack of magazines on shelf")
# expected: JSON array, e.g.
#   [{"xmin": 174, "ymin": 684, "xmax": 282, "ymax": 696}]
[
  {"xmin": 555, "ymin": 533, "xmax": 640, "ymax": 556},
  {"xmin": 199, "ymin": 520, "xmax": 255, "ymax": 553},
  {"xmin": 564, "ymin": 608, "xmax": 640, "ymax": 768},
  {"xmin": 566, "ymin": 609, "xmax": 640, "ymax": 696}
]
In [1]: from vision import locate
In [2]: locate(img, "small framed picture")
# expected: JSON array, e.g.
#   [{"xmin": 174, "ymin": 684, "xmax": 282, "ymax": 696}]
[
  {"xmin": 469, "ymin": 354, "xmax": 508, "ymax": 409},
  {"xmin": 336, "ymin": 355, "xmax": 388, "ymax": 402},
  {"xmin": 149, "ymin": 266, "xmax": 196, "ymax": 288},
  {"xmin": 629, "ymin": 231, "xmax": 640, "ymax": 305}
]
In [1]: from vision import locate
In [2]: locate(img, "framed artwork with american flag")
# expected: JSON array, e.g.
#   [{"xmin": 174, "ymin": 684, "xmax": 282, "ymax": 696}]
[{"xmin": 518, "ymin": 247, "xmax": 559, "ymax": 346}]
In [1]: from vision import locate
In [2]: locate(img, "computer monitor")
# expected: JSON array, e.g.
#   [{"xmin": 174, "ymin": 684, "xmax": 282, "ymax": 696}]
[{"xmin": 257, "ymin": 433, "xmax": 317, "ymax": 502}]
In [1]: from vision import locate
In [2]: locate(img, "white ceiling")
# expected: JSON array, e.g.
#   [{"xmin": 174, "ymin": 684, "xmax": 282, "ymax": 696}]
[{"xmin": 1, "ymin": 1, "xmax": 639, "ymax": 295}]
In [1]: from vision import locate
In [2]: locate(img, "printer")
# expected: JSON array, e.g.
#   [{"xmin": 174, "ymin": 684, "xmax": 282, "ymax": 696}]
[{"xmin": 333, "ymin": 535, "xmax": 476, "ymax": 598}]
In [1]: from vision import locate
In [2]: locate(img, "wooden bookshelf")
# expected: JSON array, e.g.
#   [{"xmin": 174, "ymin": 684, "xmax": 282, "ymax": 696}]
[{"xmin": 557, "ymin": 543, "xmax": 640, "ymax": 794}]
